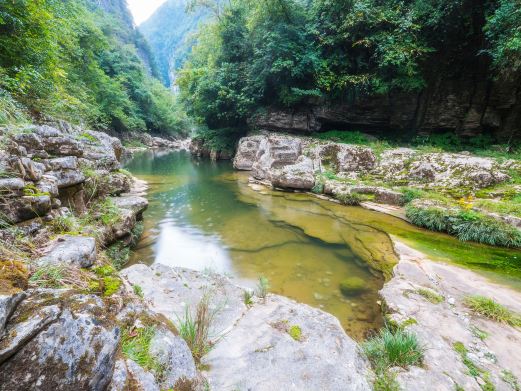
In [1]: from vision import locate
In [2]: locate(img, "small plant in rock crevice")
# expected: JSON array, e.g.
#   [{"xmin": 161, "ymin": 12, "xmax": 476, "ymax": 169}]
[
  {"xmin": 256, "ymin": 276, "xmax": 270, "ymax": 299},
  {"xmin": 243, "ymin": 289, "xmax": 254, "ymax": 306},
  {"xmin": 121, "ymin": 325, "xmax": 164, "ymax": 376},
  {"xmin": 453, "ymin": 341, "xmax": 495, "ymax": 390},
  {"xmin": 363, "ymin": 327, "xmax": 424, "ymax": 391},
  {"xmin": 176, "ymin": 295, "xmax": 215, "ymax": 363},
  {"xmin": 416, "ymin": 288, "xmax": 444, "ymax": 304}
]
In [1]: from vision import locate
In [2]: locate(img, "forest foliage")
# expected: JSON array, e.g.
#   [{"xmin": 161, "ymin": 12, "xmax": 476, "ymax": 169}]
[
  {"xmin": 0, "ymin": 0, "xmax": 187, "ymax": 135},
  {"xmin": 178, "ymin": 0, "xmax": 521, "ymax": 131}
]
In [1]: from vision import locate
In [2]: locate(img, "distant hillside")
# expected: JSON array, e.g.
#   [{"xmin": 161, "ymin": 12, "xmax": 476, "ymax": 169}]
[{"xmin": 139, "ymin": 0, "xmax": 210, "ymax": 87}]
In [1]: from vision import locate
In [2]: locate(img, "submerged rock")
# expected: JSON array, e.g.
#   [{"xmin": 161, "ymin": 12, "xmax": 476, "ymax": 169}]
[{"xmin": 339, "ymin": 277, "xmax": 368, "ymax": 296}]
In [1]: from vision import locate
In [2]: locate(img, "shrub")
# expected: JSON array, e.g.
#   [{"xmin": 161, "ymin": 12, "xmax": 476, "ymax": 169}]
[
  {"xmin": 406, "ymin": 205, "xmax": 521, "ymax": 248},
  {"xmin": 406, "ymin": 205, "xmax": 450, "ymax": 232},
  {"xmin": 400, "ymin": 188, "xmax": 424, "ymax": 205},
  {"xmin": 450, "ymin": 212, "xmax": 521, "ymax": 248},
  {"xmin": 464, "ymin": 295, "xmax": 521, "ymax": 327},
  {"xmin": 336, "ymin": 192, "xmax": 363, "ymax": 206},
  {"xmin": 363, "ymin": 328, "xmax": 424, "ymax": 371}
]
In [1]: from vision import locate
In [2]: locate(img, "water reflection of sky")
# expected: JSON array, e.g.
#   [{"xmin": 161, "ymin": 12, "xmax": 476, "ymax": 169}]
[{"xmin": 154, "ymin": 218, "xmax": 232, "ymax": 273}]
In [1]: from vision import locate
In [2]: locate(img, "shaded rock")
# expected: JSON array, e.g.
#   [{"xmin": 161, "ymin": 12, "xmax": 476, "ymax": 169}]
[
  {"xmin": 0, "ymin": 291, "xmax": 120, "ymax": 391},
  {"xmin": 46, "ymin": 169, "xmax": 85, "ymax": 188},
  {"xmin": 16, "ymin": 157, "xmax": 45, "ymax": 181},
  {"xmin": 37, "ymin": 235, "xmax": 96, "ymax": 268},
  {"xmin": 43, "ymin": 156, "xmax": 78, "ymax": 171},
  {"xmin": 0, "ymin": 292, "xmax": 25, "ymax": 334},
  {"xmin": 125, "ymin": 359, "xmax": 160, "ymax": 391},
  {"xmin": 107, "ymin": 360, "xmax": 129, "ymax": 391},
  {"xmin": 0, "ymin": 195, "xmax": 52, "ymax": 223},
  {"xmin": 0, "ymin": 302, "xmax": 60, "ymax": 364},
  {"xmin": 36, "ymin": 175, "xmax": 59, "ymax": 197}
]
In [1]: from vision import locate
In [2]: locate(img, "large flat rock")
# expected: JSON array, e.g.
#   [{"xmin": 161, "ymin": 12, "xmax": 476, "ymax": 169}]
[
  {"xmin": 122, "ymin": 264, "xmax": 371, "ymax": 391},
  {"xmin": 381, "ymin": 241, "xmax": 521, "ymax": 390}
]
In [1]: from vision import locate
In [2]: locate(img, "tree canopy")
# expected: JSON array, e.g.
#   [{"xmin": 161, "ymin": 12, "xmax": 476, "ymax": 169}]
[
  {"xmin": 177, "ymin": 0, "xmax": 521, "ymax": 131},
  {"xmin": 0, "ymin": 0, "xmax": 187, "ymax": 135}
]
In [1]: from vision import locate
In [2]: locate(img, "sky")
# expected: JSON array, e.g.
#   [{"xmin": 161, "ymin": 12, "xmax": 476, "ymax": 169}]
[{"xmin": 127, "ymin": 0, "xmax": 167, "ymax": 25}]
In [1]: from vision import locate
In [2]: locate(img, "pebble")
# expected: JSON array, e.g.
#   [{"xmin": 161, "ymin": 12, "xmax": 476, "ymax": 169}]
[{"xmin": 448, "ymin": 297, "xmax": 455, "ymax": 305}]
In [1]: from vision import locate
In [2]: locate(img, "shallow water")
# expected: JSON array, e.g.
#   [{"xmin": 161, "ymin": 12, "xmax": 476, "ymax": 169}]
[{"xmin": 125, "ymin": 149, "xmax": 521, "ymax": 340}]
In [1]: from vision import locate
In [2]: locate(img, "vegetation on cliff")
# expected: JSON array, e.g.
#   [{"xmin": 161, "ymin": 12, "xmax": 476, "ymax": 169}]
[
  {"xmin": 0, "ymin": 0, "xmax": 187, "ymax": 135},
  {"xmin": 177, "ymin": 0, "xmax": 521, "ymax": 146}
]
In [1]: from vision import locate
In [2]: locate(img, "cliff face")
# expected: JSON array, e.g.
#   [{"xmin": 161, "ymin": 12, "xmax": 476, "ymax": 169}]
[
  {"xmin": 139, "ymin": 0, "xmax": 211, "ymax": 87},
  {"xmin": 253, "ymin": 74, "xmax": 521, "ymax": 141}
]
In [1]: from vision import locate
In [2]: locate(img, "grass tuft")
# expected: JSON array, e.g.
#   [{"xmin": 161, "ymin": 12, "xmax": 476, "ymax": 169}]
[
  {"xmin": 336, "ymin": 192, "xmax": 363, "ymax": 206},
  {"xmin": 177, "ymin": 296, "xmax": 214, "ymax": 363},
  {"xmin": 363, "ymin": 328, "xmax": 424, "ymax": 371},
  {"xmin": 464, "ymin": 295, "xmax": 521, "ymax": 327},
  {"xmin": 256, "ymin": 276, "xmax": 269, "ymax": 299},
  {"xmin": 416, "ymin": 288, "xmax": 444, "ymax": 304},
  {"xmin": 121, "ymin": 326, "xmax": 163, "ymax": 374}
]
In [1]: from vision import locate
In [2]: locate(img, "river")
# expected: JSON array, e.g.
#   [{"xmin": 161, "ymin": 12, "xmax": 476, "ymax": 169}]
[{"xmin": 125, "ymin": 149, "xmax": 521, "ymax": 340}]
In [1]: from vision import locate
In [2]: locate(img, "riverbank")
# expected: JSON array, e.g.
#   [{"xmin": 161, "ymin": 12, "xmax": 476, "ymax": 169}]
[{"xmin": 1, "ymin": 123, "xmax": 520, "ymax": 390}]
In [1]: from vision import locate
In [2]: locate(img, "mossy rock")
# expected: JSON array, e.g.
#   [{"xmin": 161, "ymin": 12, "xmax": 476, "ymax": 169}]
[
  {"xmin": 0, "ymin": 260, "xmax": 28, "ymax": 294},
  {"xmin": 339, "ymin": 277, "xmax": 368, "ymax": 296}
]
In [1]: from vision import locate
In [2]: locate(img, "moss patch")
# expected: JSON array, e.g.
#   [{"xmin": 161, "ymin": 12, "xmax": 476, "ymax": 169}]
[
  {"xmin": 0, "ymin": 260, "xmax": 28, "ymax": 294},
  {"xmin": 288, "ymin": 325, "xmax": 302, "ymax": 341}
]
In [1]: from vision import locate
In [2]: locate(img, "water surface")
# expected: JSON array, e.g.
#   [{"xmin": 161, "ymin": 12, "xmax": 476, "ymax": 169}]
[{"xmin": 125, "ymin": 149, "xmax": 521, "ymax": 339}]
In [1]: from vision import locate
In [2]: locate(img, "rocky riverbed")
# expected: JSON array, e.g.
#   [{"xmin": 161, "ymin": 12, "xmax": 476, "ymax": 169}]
[{"xmin": 1, "ymin": 124, "xmax": 520, "ymax": 390}]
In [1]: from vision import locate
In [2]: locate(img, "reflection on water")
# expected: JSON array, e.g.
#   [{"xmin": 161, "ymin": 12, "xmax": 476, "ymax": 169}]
[{"xmin": 125, "ymin": 149, "xmax": 521, "ymax": 339}]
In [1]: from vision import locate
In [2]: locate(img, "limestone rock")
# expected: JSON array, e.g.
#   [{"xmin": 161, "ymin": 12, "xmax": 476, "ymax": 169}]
[
  {"xmin": 0, "ymin": 290, "xmax": 120, "ymax": 391},
  {"xmin": 46, "ymin": 169, "xmax": 85, "ymax": 188},
  {"xmin": 122, "ymin": 264, "xmax": 371, "ymax": 391},
  {"xmin": 233, "ymin": 136, "xmax": 265, "ymax": 170},
  {"xmin": 0, "ymin": 195, "xmax": 52, "ymax": 223},
  {"xmin": 204, "ymin": 294, "xmax": 371, "ymax": 391},
  {"xmin": 37, "ymin": 235, "xmax": 96, "ymax": 268},
  {"xmin": 43, "ymin": 156, "xmax": 78, "ymax": 171},
  {"xmin": 0, "ymin": 292, "xmax": 26, "ymax": 335},
  {"xmin": 271, "ymin": 155, "xmax": 315, "ymax": 190},
  {"xmin": 0, "ymin": 178, "xmax": 24, "ymax": 191},
  {"xmin": 149, "ymin": 328, "xmax": 198, "ymax": 388}
]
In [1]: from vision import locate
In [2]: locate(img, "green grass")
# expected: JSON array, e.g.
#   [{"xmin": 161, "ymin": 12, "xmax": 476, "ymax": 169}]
[
  {"xmin": 96, "ymin": 198, "xmax": 121, "ymax": 226},
  {"xmin": 364, "ymin": 328, "xmax": 423, "ymax": 391},
  {"xmin": 124, "ymin": 139, "xmax": 146, "ymax": 148},
  {"xmin": 176, "ymin": 296, "xmax": 214, "ymax": 363},
  {"xmin": 336, "ymin": 192, "xmax": 363, "ymax": 206},
  {"xmin": 453, "ymin": 342, "xmax": 495, "ymax": 390},
  {"xmin": 464, "ymin": 295, "xmax": 521, "ymax": 327},
  {"xmin": 363, "ymin": 328, "xmax": 424, "ymax": 371},
  {"xmin": 474, "ymin": 199, "xmax": 521, "ymax": 218},
  {"xmin": 256, "ymin": 276, "xmax": 270, "ymax": 299},
  {"xmin": 243, "ymin": 289, "xmax": 254, "ymax": 305},
  {"xmin": 77, "ymin": 132, "xmax": 98, "ymax": 143},
  {"xmin": 501, "ymin": 370, "xmax": 520, "ymax": 391},
  {"xmin": 406, "ymin": 205, "xmax": 521, "ymax": 248},
  {"xmin": 133, "ymin": 284, "xmax": 144, "ymax": 298},
  {"xmin": 416, "ymin": 288, "xmax": 444, "ymax": 304},
  {"xmin": 400, "ymin": 188, "xmax": 425, "ymax": 205},
  {"xmin": 121, "ymin": 326, "xmax": 163, "ymax": 374},
  {"xmin": 29, "ymin": 265, "xmax": 66, "ymax": 288},
  {"xmin": 315, "ymin": 130, "xmax": 370, "ymax": 145}
]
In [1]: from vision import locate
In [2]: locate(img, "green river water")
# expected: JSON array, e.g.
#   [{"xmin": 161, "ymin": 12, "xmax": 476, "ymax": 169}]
[{"xmin": 126, "ymin": 149, "xmax": 521, "ymax": 340}]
